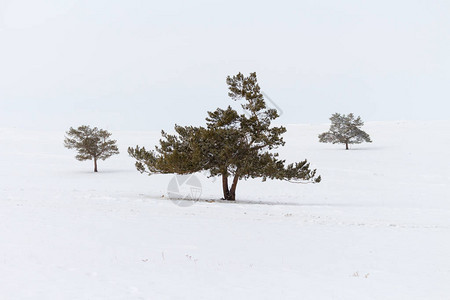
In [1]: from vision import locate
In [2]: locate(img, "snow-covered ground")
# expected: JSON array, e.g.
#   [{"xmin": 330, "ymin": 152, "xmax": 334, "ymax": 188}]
[{"xmin": 0, "ymin": 121, "xmax": 449, "ymax": 299}]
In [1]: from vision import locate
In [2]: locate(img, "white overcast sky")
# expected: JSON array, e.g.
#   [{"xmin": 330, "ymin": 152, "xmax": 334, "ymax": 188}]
[{"xmin": 0, "ymin": 0, "xmax": 449, "ymax": 130}]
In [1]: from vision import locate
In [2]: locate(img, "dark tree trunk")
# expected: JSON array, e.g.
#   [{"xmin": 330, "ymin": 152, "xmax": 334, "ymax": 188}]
[
  {"xmin": 229, "ymin": 174, "xmax": 239, "ymax": 201},
  {"xmin": 345, "ymin": 142, "xmax": 349, "ymax": 150},
  {"xmin": 222, "ymin": 173, "xmax": 239, "ymax": 201},
  {"xmin": 222, "ymin": 174, "xmax": 230, "ymax": 200},
  {"xmin": 94, "ymin": 158, "xmax": 98, "ymax": 172}
]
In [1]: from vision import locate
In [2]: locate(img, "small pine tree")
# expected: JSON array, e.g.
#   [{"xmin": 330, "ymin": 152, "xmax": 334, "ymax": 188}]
[
  {"xmin": 319, "ymin": 113, "xmax": 372, "ymax": 150},
  {"xmin": 64, "ymin": 125, "xmax": 119, "ymax": 172}
]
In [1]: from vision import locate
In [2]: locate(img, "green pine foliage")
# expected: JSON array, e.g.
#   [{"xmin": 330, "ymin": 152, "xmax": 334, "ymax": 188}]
[
  {"xmin": 128, "ymin": 72, "xmax": 320, "ymax": 200},
  {"xmin": 64, "ymin": 125, "xmax": 119, "ymax": 172},
  {"xmin": 318, "ymin": 113, "xmax": 372, "ymax": 150}
]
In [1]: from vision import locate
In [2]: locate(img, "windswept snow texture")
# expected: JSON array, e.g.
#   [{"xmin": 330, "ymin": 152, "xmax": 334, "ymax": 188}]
[{"xmin": 0, "ymin": 121, "xmax": 449, "ymax": 299}]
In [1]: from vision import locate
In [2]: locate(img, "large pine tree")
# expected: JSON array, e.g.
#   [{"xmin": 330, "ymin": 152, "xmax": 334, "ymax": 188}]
[{"xmin": 128, "ymin": 72, "xmax": 320, "ymax": 200}]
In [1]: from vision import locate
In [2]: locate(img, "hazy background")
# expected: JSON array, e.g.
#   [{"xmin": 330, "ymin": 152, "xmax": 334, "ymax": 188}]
[{"xmin": 1, "ymin": 0, "xmax": 449, "ymax": 131}]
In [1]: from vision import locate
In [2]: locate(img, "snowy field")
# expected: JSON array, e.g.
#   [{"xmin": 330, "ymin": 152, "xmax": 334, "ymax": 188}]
[{"xmin": 0, "ymin": 121, "xmax": 449, "ymax": 299}]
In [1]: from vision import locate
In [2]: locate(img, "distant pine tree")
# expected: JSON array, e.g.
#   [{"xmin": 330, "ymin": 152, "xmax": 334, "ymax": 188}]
[
  {"xmin": 64, "ymin": 125, "xmax": 119, "ymax": 172},
  {"xmin": 128, "ymin": 72, "xmax": 320, "ymax": 201},
  {"xmin": 319, "ymin": 113, "xmax": 372, "ymax": 150}
]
